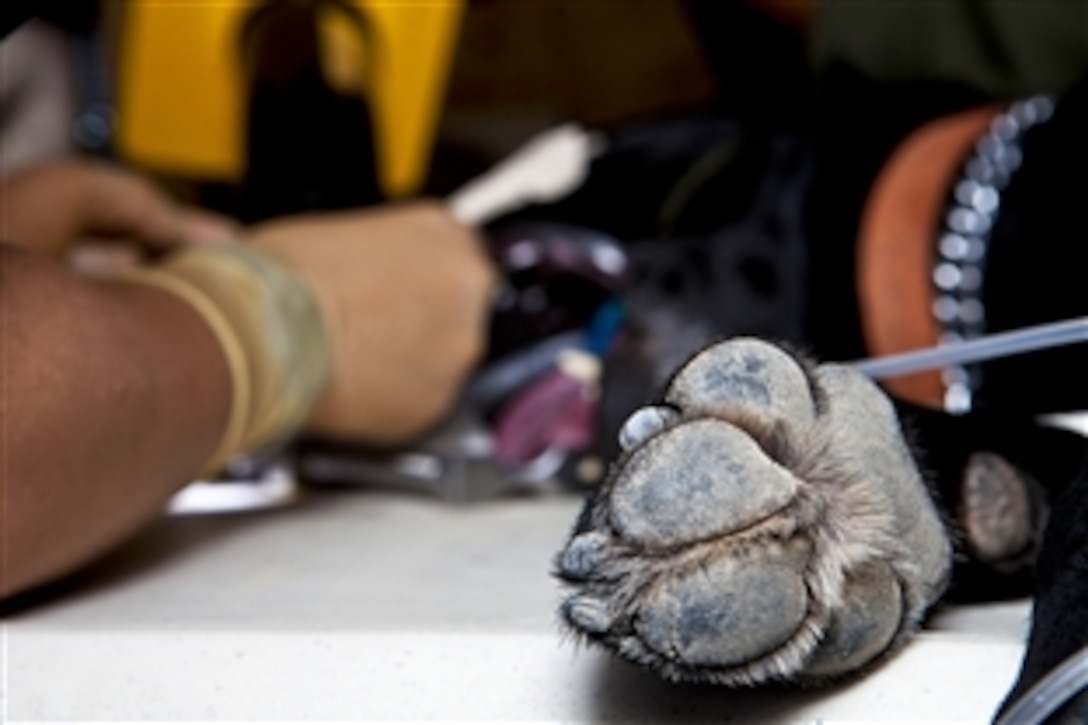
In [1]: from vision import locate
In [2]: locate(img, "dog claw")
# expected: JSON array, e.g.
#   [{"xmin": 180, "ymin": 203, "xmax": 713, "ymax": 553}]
[
  {"xmin": 618, "ymin": 405, "xmax": 677, "ymax": 452},
  {"xmin": 558, "ymin": 531, "xmax": 611, "ymax": 580},
  {"xmin": 563, "ymin": 595, "xmax": 614, "ymax": 635}
]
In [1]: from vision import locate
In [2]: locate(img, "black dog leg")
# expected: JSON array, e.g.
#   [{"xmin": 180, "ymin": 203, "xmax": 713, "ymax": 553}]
[{"xmin": 996, "ymin": 456, "xmax": 1088, "ymax": 724}]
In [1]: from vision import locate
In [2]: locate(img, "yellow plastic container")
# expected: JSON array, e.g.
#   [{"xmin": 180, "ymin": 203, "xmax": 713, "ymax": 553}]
[{"xmin": 114, "ymin": 0, "xmax": 464, "ymax": 198}]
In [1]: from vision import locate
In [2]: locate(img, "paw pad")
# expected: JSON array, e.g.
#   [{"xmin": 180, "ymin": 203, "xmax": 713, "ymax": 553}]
[{"xmin": 556, "ymin": 338, "xmax": 951, "ymax": 685}]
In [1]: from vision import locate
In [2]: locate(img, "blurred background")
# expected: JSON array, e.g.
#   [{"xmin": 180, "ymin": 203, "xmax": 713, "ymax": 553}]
[
  {"xmin": 0, "ymin": 0, "xmax": 815, "ymax": 496},
  {"xmin": 0, "ymin": 1, "xmax": 810, "ymax": 210},
  {"xmin": 6, "ymin": 0, "xmax": 1084, "ymax": 499}
]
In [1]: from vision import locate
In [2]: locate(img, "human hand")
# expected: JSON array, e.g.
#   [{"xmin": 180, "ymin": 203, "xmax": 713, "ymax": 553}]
[
  {"xmin": 0, "ymin": 159, "xmax": 238, "ymax": 263},
  {"xmin": 248, "ymin": 201, "xmax": 498, "ymax": 443}
]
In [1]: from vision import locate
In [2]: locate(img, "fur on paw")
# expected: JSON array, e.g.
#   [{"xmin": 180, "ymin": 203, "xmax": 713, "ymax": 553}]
[{"xmin": 556, "ymin": 337, "xmax": 952, "ymax": 685}]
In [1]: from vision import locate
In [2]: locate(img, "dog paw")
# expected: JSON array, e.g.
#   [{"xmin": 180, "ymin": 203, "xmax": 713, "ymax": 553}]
[
  {"xmin": 959, "ymin": 452, "xmax": 1047, "ymax": 574},
  {"xmin": 556, "ymin": 338, "xmax": 952, "ymax": 685}
]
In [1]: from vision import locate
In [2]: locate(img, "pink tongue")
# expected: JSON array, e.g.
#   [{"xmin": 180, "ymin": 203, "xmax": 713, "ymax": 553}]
[{"xmin": 492, "ymin": 370, "xmax": 595, "ymax": 467}]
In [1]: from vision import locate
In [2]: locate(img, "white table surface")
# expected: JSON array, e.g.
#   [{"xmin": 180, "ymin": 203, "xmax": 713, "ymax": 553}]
[{"xmin": 3, "ymin": 486, "xmax": 1030, "ymax": 722}]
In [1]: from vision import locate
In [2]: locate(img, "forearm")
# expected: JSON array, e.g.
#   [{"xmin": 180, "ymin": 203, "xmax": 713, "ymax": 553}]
[
  {"xmin": 1, "ymin": 244, "xmax": 232, "ymax": 597},
  {"xmin": 0, "ymin": 201, "xmax": 495, "ymax": 597}
]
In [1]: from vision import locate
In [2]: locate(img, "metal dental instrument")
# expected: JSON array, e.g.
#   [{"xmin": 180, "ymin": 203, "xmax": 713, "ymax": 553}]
[{"xmin": 852, "ymin": 316, "xmax": 1088, "ymax": 379}]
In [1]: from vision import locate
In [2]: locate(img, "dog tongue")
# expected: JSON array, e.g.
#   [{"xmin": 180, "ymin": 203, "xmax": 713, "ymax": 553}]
[{"xmin": 492, "ymin": 369, "xmax": 595, "ymax": 467}]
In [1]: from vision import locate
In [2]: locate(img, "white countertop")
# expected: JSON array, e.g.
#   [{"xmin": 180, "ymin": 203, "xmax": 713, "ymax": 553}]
[{"xmin": 3, "ymin": 486, "xmax": 1030, "ymax": 722}]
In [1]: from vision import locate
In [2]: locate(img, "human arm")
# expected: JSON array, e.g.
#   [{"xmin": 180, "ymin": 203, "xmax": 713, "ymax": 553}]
[
  {"xmin": 1, "ymin": 245, "xmax": 233, "ymax": 596},
  {"xmin": 2, "ymin": 188, "xmax": 495, "ymax": 598}
]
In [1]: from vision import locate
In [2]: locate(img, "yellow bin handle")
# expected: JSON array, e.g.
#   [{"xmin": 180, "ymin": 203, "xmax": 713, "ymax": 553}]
[{"xmin": 114, "ymin": 0, "xmax": 464, "ymax": 198}]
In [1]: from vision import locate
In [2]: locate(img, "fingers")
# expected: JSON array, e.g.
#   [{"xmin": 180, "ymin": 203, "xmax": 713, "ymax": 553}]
[
  {"xmin": 0, "ymin": 159, "xmax": 238, "ymax": 256},
  {"xmin": 173, "ymin": 207, "xmax": 242, "ymax": 247},
  {"xmin": 2, "ymin": 160, "xmax": 92, "ymax": 254},
  {"xmin": 80, "ymin": 163, "xmax": 238, "ymax": 249}
]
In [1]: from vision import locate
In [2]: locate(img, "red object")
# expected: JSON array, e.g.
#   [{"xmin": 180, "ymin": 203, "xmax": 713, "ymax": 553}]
[{"xmin": 492, "ymin": 369, "xmax": 595, "ymax": 466}]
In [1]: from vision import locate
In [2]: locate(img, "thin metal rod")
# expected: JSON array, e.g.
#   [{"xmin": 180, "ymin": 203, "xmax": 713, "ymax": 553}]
[
  {"xmin": 994, "ymin": 645, "xmax": 1088, "ymax": 725},
  {"xmin": 852, "ymin": 317, "xmax": 1088, "ymax": 380}
]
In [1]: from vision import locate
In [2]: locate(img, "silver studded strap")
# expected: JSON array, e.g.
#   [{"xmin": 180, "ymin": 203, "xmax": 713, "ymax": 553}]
[{"xmin": 932, "ymin": 94, "xmax": 1056, "ymax": 413}]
